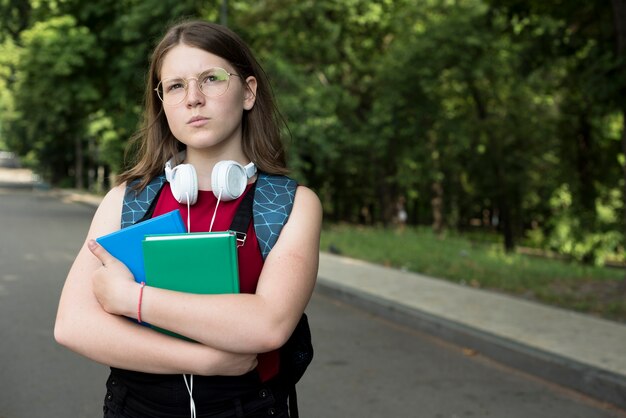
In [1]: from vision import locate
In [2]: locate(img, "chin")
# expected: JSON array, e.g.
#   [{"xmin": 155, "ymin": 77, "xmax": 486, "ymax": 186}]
[{"xmin": 182, "ymin": 137, "xmax": 234, "ymax": 152}]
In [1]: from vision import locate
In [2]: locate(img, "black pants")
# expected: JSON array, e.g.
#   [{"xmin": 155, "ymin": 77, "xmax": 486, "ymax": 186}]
[{"xmin": 103, "ymin": 370, "xmax": 290, "ymax": 418}]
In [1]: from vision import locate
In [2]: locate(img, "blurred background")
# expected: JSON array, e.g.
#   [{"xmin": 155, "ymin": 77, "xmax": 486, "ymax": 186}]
[{"xmin": 1, "ymin": 0, "xmax": 625, "ymax": 321}]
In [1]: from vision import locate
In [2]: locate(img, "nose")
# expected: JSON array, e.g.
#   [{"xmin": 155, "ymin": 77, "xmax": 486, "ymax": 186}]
[{"xmin": 185, "ymin": 78, "xmax": 205, "ymax": 107}]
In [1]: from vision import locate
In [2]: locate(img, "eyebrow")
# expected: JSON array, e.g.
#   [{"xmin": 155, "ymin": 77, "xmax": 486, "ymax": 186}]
[{"xmin": 160, "ymin": 67, "xmax": 231, "ymax": 80}]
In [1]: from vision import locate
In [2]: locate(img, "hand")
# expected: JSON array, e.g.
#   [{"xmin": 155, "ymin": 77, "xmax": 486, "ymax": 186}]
[{"xmin": 88, "ymin": 239, "xmax": 137, "ymax": 317}]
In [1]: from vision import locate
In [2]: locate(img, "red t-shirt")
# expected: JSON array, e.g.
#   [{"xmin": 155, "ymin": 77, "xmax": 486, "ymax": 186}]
[{"xmin": 152, "ymin": 182, "xmax": 279, "ymax": 381}]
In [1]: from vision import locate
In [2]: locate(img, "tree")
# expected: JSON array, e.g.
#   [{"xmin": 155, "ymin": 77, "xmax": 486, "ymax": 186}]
[
  {"xmin": 369, "ymin": 1, "xmax": 561, "ymax": 251},
  {"xmin": 235, "ymin": 0, "xmax": 414, "ymax": 223},
  {"xmin": 6, "ymin": 15, "xmax": 100, "ymax": 185},
  {"xmin": 1, "ymin": 0, "xmax": 211, "ymax": 187},
  {"xmin": 486, "ymin": 0, "xmax": 626, "ymax": 262},
  {"xmin": 55, "ymin": 0, "xmax": 212, "ymax": 180}
]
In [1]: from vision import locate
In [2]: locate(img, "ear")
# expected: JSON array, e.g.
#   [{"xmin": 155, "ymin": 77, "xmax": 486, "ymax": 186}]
[{"xmin": 243, "ymin": 76, "xmax": 257, "ymax": 111}]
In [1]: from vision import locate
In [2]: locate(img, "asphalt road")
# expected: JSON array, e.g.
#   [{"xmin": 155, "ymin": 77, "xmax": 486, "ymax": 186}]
[{"xmin": 0, "ymin": 184, "xmax": 624, "ymax": 418}]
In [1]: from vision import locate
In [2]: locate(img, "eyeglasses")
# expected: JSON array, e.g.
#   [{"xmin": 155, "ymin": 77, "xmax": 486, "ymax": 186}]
[{"xmin": 155, "ymin": 67, "xmax": 241, "ymax": 105}]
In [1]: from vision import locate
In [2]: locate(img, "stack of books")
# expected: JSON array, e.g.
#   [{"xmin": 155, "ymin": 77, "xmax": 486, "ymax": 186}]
[{"xmin": 96, "ymin": 209, "xmax": 240, "ymax": 338}]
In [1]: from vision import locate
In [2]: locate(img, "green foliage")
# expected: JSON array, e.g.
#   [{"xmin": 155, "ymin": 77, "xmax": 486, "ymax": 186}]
[
  {"xmin": 0, "ymin": 0, "xmax": 624, "ymax": 265},
  {"xmin": 0, "ymin": 38, "xmax": 19, "ymax": 145},
  {"xmin": 0, "ymin": 0, "xmax": 210, "ymax": 185},
  {"xmin": 5, "ymin": 15, "xmax": 100, "ymax": 181},
  {"xmin": 235, "ymin": 0, "xmax": 415, "ymax": 222},
  {"xmin": 483, "ymin": 0, "xmax": 626, "ymax": 259},
  {"xmin": 540, "ymin": 184, "xmax": 624, "ymax": 265},
  {"xmin": 87, "ymin": 110, "xmax": 123, "ymax": 173}
]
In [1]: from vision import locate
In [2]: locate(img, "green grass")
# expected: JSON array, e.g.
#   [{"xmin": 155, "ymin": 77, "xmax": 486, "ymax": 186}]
[{"xmin": 321, "ymin": 224, "xmax": 626, "ymax": 323}]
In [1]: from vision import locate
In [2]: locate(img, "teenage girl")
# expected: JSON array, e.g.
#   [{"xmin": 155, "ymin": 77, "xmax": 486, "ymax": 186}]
[{"xmin": 54, "ymin": 20, "xmax": 322, "ymax": 418}]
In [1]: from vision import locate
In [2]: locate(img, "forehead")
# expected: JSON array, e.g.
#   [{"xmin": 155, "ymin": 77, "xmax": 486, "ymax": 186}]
[{"xmin": 160, "ymin": 44, "xmax": 232, "ymax": 79}]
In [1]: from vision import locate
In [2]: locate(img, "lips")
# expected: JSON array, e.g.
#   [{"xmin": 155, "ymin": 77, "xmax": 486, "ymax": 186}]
[{"xmin": 187, "ymin": 115, "xmax": 209, "ymax": 125}]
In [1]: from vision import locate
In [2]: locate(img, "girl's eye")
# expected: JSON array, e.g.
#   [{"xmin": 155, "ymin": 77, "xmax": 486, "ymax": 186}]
[
  {"xmin": 201, "ymin": 69, "xmax": 229, "ymax": 85},
  {"xmin": 202, "ymin": 74, "xmax": 219, "ymax": 84},
  {"xmin": 166, "ymin": 82, "xmax": 184, "ymax": 92}
]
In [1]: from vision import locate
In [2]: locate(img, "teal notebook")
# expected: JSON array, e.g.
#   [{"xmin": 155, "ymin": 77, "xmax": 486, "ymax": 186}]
[{"xmin": 142, "ymin": 231, "xmax": 240, "ymax": 339}]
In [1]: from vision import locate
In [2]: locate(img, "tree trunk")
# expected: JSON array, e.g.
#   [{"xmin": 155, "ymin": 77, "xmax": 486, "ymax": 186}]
[
  {"xmin": 75, "ymin": 136, "xmax": 84, "ymax": 189},
  {"xmin": 466, "ymin": 75, "xmax": 516, "ymax": 251},
  {"xmin": 220, "ymin": 0, "xmax": 229, "ymax": 26},
  {"xmin": 431, "ymin": 181, "xmax": 444, "ymax": 236},
  {"xmin": 495, "ymin": 163, "xmax": 515, "ymax": 253},
  {"xmin": 499, "ymin": 195, "xmax": 515, "ymax": 252},
  {"xmin": 576, "ymin": 113, "xmax": 595, "ymax": 216}
]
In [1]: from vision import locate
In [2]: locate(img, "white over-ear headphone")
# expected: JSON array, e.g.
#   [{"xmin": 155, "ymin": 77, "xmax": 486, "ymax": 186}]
[{"xmin": 164, "ymin": 151, "xmax": 257, "ymax": 204}]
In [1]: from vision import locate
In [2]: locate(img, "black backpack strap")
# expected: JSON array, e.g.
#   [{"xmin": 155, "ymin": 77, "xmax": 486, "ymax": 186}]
[
  {"xmin": 229, "ymin": 182, "xmax": 256, "ymax": 246},
  {"xmin": 288, "ymin": 389, "xmax": 299, "ymax": 418}
]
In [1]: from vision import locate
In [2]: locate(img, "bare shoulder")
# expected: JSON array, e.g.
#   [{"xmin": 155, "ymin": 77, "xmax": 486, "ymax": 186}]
[
  {"xmin": 293, "ymin": 185, "xmax": 322, "ymax": 217},
  {"xmin": 103, "ymin": 182, "xmax": 127, "ymax": 203},
  {"xmin": 99, "ymin": 183, "xmax": 126, "ymax": 213},
  {"xmin": 278, "ymin": 185, "xmax": 322, "ymax": 242}
]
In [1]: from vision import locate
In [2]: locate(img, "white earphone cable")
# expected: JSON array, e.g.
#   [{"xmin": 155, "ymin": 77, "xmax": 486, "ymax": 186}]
[
  {"xmin": 183, "ymin": 374, "xmax": 196, "ymax": 418},
  {"xmin": 209, "ymin": 188, "xmax": 223, "ymax": 232},
  {"xmin": 183, "ymin": 192, "xmax": 194, "ymax": 418},
  {"xmin": 186, "ymin": 192, "xmax": 191, "ymax": 232}
]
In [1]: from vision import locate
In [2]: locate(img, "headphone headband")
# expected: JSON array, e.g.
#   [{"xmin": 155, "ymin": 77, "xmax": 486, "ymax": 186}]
[{"xmin": 165, "ymin": 151, "xmax": 256, "ymax": 204}]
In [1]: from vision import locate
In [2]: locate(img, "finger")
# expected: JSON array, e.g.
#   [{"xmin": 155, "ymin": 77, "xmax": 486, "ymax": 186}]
[{"xmin": 87, "ymin": 239, "xmax": 116, "ymax": 267}]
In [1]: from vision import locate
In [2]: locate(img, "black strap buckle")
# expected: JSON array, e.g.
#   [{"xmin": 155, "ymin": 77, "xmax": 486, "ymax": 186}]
[{"xmin": 235, "ymin": 232, "xmax": 247, "ymax": 247}]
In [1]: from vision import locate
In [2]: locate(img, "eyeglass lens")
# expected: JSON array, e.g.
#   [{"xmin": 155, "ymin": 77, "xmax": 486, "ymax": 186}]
[{"xmin": 156, "ymin": 68, "xmax": 233, "ymax": 105}]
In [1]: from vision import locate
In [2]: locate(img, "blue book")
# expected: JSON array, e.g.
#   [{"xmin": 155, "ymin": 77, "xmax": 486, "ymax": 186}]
[{"xmin": 96, "ymin": 209, "xmax": 186, "ymax": 283}]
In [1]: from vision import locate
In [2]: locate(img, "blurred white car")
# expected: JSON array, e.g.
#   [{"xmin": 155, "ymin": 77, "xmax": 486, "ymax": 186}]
[{"xmin": 0, "ymin": 151, "xmax": 20, "ymax": 168}]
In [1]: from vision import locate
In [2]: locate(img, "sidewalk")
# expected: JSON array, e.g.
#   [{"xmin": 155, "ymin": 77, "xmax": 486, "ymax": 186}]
[
  {"xmin": 2, "ymin": 170, "xmax": 624, "ymax": 410},
  {"xmin": 316, "ymin": 252, "xmax": 626, "ymax": 410}
]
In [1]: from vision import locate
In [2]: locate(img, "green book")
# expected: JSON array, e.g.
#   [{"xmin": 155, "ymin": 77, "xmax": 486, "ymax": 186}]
[{"xmin": 142, "ymin": 231, "xmax": 240, "ymax": 339}]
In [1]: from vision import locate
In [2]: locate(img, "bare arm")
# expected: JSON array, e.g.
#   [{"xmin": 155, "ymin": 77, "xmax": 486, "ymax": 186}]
[
  {"xmin": 54, "ymin": 184, "xmax": 257, "ymax": 376},
  {"xmin": 91, "ymin": 185, "xmax": 322, "ymax": 354}
]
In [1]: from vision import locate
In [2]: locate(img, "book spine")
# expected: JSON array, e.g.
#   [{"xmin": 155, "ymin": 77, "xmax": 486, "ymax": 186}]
[{"xmin": 229, "ymin": 234, "xmax": 240, "ymax": 293}]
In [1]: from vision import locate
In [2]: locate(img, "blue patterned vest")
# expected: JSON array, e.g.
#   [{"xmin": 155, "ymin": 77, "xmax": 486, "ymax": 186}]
[{"xmin": 121, "ymin": 172, "xmax": 297, "ymax": 260}]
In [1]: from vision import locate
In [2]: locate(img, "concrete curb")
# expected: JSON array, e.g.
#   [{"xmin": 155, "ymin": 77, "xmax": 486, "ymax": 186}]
[{"xmin": 314, "ymin": 277, "xmax": 626, "ymax": 410}]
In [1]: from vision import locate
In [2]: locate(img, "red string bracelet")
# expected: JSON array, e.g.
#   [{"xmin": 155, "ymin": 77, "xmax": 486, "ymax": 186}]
[{"xmin": 138, "ymin": 282, "xmax": 146, "ymax": 324}]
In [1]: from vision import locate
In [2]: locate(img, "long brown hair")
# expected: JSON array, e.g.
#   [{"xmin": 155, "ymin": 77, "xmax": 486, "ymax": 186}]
[{"xmin": 117, "ymin": 20, "xmax": 288, "ymax": 190}]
